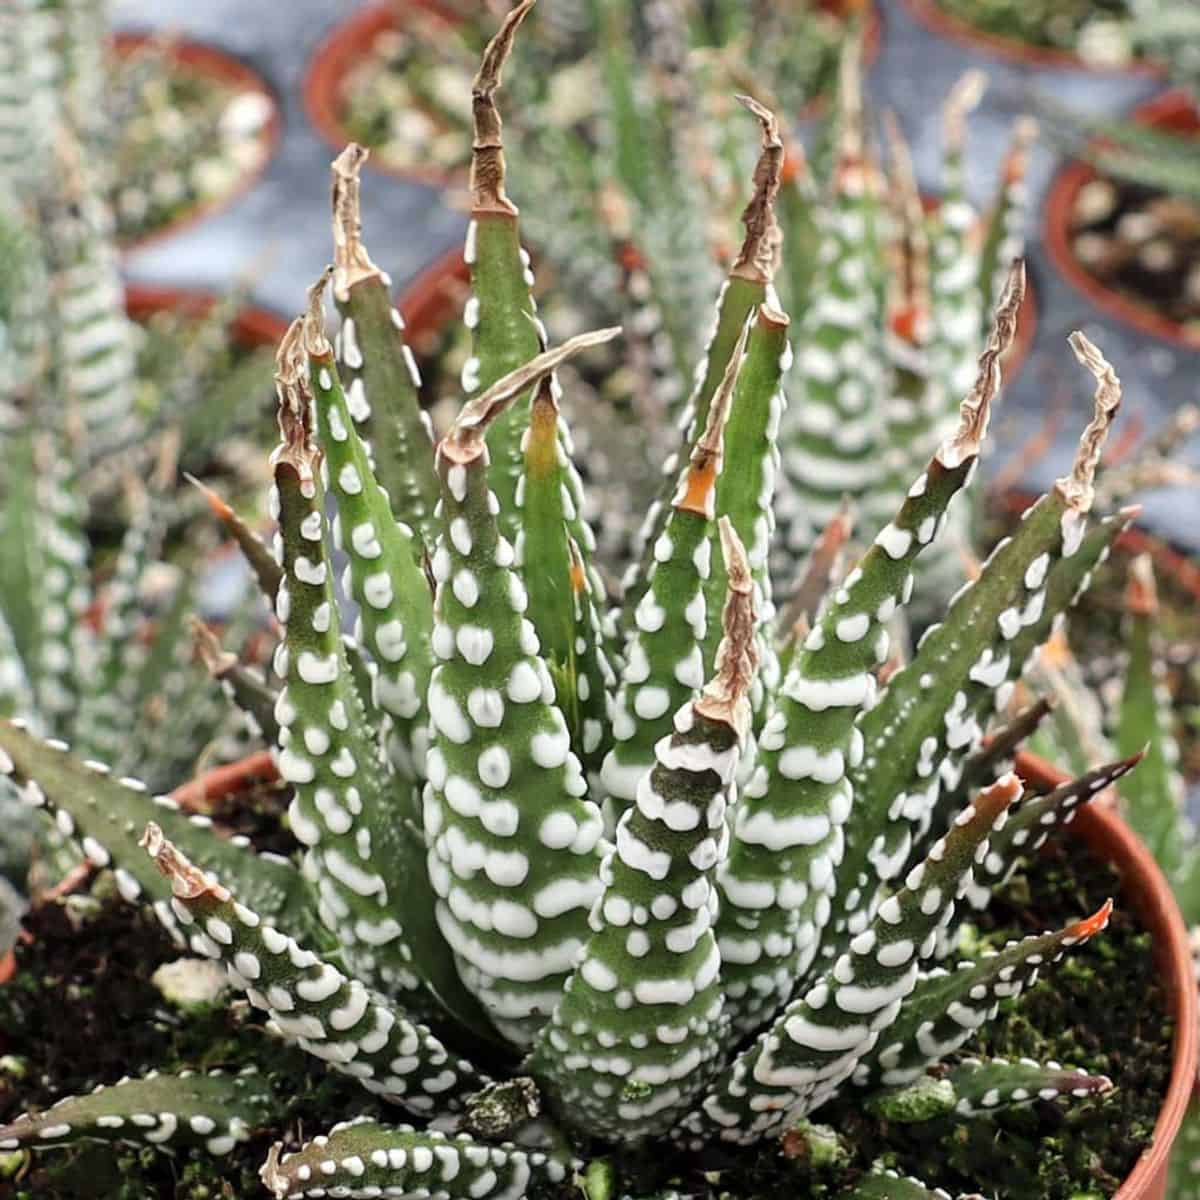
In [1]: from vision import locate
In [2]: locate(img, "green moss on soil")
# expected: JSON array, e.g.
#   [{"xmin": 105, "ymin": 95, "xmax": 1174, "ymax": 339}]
[{"xmin": 0, "ymin": 831, "xmax": 1171, "ymax": 1198}]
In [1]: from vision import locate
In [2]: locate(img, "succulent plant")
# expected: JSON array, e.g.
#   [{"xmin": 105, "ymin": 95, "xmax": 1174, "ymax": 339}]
[
  {"xmin": 0, "ymin": 0, "xmax": 279, "ymax": 898},
  {"xmin": 0, "ymin": 6, "xmax": 1165, "ymax": 1198}
]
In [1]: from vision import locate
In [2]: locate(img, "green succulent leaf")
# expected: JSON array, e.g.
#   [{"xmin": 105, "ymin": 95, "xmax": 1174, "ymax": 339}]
[
  {"xmin": 0, "ymin": 719, "xmax": 319, "ymax": 943},
  {"xmin": 259, "ymin": 1116, "xmax": 568, "ymax": 1200},
  {"xmin": 840, "ymin": 331, "xmax": 1123, "ymax": 943},
  {"xmin": 855, "ymin": 898, "xmax": 1113, "ymax": 1088},
  {"xmin": 308, "ymin": 273, "xmax": 436, "ymax": 785},
  {"xmin": 689, "ymin": 773, "xmax": 1023, "ymax": 1146},
  {"xmin": 426, "ymin": 331, "xmax": 615, "ymax": 1048},
  {"xmin": 330, "ymin": 145, "xmax": 441, "ymax": 549},
  {"xmin": 142, "ymin": 823, "xmax": 490, "ymax": 1116},
  {"xmin": 940, "ymin": 1055, "xmax": 1113, "ymax": 1116},
  {"xmin": 716, "ymin": 265, "xmax": 1024, "ymax": 1035},
  {"xmin": 530, "ymin": 521, "xmax": 757, "ymax": 1141},
  {"xmin": 1115, "ymin": 555, "xmax": 1191, "ymax": 882},
  {"xmin": 0, "ymin": 1067, "xmax": 274, "ymax": 1157}
]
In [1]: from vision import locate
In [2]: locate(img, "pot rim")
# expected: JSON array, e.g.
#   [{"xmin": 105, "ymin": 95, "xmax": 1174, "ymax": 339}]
[
  {"xmin": 2, "ymin": 745, "xmax": 1189, "ymax": 1195},
  {"xmin": 997, "ymin": 488, "xmax": 1200, "ymax": 602},
  {"xmin": 899, "ymin": 0, "xmax": 1165, "ymax": 76},
  {"xmin": 112, "ymin": 31, "xmax": 282, "ymax": 256},
  {"xmin": 124, "ymin": 282, "xmax": 290, "ymax": 348},
  {"xmin": 1042, "ymin": 88, "xmax": 1200, "ymax": 350},
  {"xmin": 1015, "ymin": 749, "xmax": 1198, "ymax": 1199},
  {"xmin": 304, "ymin": 1, "xmax": 883, "ymax": 188}
]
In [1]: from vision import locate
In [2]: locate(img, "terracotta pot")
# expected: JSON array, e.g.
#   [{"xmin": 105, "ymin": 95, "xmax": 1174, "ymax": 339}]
[
  {"xmin": 899, "ymin": 0, "xmax": 1163, "ymax": 75},
  {"xmin": 2, "ymin": 747, "xmax": 1188, "ymax": 1197},
  {"xmin": 1016, "ymin": 749, "xmax": 1198, "ymax": 1200},
  {"xmin": 398, "ymin": 244, "xmax": 470, "ymax": 353},
  {"xmin": 123, "ymin": 283, "xmax": 289, "ymax": 349},
  {"xmin": 999, "ymin": 490, "xmax": 1200, "ymax": 604},
  {"xmin": 305, "ymin": 1, "xmax": 883, "ymax": 187},
  {"xmin": 1043, "ymin": 89, "xmax": 1200, "ymax": 349},
  {"xmin": 170, "ymin": 750, "xmax": 278, "ymax": 812},
  {"xmin": 304, "ymin": 0, "xmax": 469, "ymax": 189},
  {"xmin": 112, "ymin": 32, "xmax": 282, "ymax": 254}
]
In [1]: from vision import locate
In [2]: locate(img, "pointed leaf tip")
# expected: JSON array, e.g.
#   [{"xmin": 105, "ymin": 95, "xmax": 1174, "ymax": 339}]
[
  {"xmin": 443, "ymin": 327, "xmax": 621, "ymax": 463},
  {"xmin": 470, "ymin": 0, "xmax": 537, "ymax": 214},
  {"xmin": 943, "ymin": 68, "xmax": 987, "ymax": 145},
  {"xmin": 1125, "ymin": 553, "xmax": 1158, "ymax": 616},
  {"xmin": 731, "ymin": 95, "xmax": 784, "ymax": 284},
  {"xmin": 303, "ymin": 266, "xmax": 334, "ymax": 356},
  {"xmin": 183, "ymin": 471, "xmax": 232, "ymax": 520},
  {"xmin": 1060, "ymin": 332, "xmax": 1122, "ymax": 512},
  {"xmin": 331, "ymin": 143, "xmax": 381, "ymax": 299},
  {"xmin": 938, "ymin": 259, "xmax": 1025, "ymax": 468},
  {"xmin": 141, "ymin": 822, "xmax": 229, "ymax": 903},
  {"xmin": 973, "ymin": 771, "xmax": 1023, "ymax": 825},
  {"xmin": 696, "ymin": 519, "xmax": 758, "ymax": 737},
  {"xmin": 1065, "ymin": 898, "xmax": 1114, "ymax": 944}
]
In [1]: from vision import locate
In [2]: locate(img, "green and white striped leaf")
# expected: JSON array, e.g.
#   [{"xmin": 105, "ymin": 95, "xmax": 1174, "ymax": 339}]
[{"xmin": 0, "ymin": 1067, "xmax": 273, "ymax": 1157}]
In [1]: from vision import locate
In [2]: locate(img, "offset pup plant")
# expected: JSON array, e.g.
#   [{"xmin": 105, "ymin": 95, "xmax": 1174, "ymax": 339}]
[{"xmin": 0, "ymin": 5, "xmax": 1169, "ymax": 1197}]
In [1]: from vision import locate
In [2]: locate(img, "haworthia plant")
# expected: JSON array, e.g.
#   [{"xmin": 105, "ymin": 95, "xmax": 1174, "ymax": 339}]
[{"xmin": 0, "ymin": 8, "xmax": 1164, "ymax": 1198}]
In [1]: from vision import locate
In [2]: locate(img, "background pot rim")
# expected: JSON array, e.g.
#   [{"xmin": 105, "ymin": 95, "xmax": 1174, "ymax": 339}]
[
  {"xmin": 899, "ymin": 0, "xmax": 1165, "ymax": 76},
  {"xmin": 112, "ymin": 31, "xmax": 283, "ymax": 256},
  {"xmin": 124, "ymin": 282, "xmax": 290, "ymax": 347},
  {"xmin": 1016, "ymin": 749, "xmax": 1198, "ymax": 1200},
  {"xmin": 1042, "ymin": 88, "xmax": 1200, "ymax": 350},
  {"xmin": 304, "ymin": 0, "xmax": 884, "ymax": 187}
]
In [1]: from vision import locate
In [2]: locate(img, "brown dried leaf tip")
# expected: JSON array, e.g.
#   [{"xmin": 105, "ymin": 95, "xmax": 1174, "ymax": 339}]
[
  {"xmin": 883, "ymin": 109, "xmax": 930, "ymax": 341},
  {"xmin": 442, "ymin": 327, "xmax": 621, "ymax": 465},
  {"xmin": 696, "ymin": 518, "xmax": 759, "ymax": 738},
  {"xmin": 1124, "ymin": 553, "xmax": 1158, "ymax": 618},
  {"xmin": 331, "ymin": 143, "xmax": 382, "ymax": 300},
  {"xmin": 675, "ymin": 317, "xmax": 749, "ymax": 517},
  {"xmin": 731, "ymin": 95, "xmax": 784, "ymax": 285},
  {"xmin": 189, "ymin": 616, "xmax": 237, "ymax": 677},
  {"xmin": 471, "ymin": 0, "xmax": 536, "ymax": 215},
  {"xmin": 271, "ymin": 270, "xmax": 334, "ymax": 487},
  {"xmin": 938, "ymin": 259, "xmax": 1026, "ymax": 469},
  {"xmin": 140, "ymin": 821, "xmax": 230, "ymax": 903},
  {"xmin": 1059, "ymin": 331, "xmax": 1122, "ymax": 512},
  {"xmin": 941, "ymin": 68, "xmax": 986, "ymax": 151},
  {"xmin": 184, "ymin": 471, "xmax": 233, "ymax": 521}
]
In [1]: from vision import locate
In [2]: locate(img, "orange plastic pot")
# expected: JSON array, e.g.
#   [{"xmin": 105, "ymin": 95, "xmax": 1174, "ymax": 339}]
[
  {"xmin": 123, "ymin": 283, "xmax": 289, "ymax": 348},
  {"xmin": 899, "ymin": 0, "xmax": 1164, "ymax": 75},
  {"xmin": 1016, "ymin": 749, "xmax": 1198, "ymax": 1200},
  {"xmin": 304, "ymin": 0, "xmax": 469, "ymax": 189},
  {"xmin": 397, "ymin": 243, "xmax": 470, "ymax": 352},
  {"xmin": 999, "ymin": 490, "xmax": 1200, "ymax": 605},
  {"xmin": 112, "ymin": 33, "xmax": 281, "ymax": 254},
  {"xmin": 1043, "ymin": 89, "xmax": 1200, "ymax": 350},
  {"xmin": 305, "ymin": 2, "xmax": 883, "ymax": 187}
]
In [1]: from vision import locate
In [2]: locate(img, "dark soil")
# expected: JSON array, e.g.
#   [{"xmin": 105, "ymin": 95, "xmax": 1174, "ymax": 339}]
[
  {"xmin": 0, "ymin": 825, "xmax": 1172, "ymax": 1198},
  {"xmin": 583, "ymin": 840, "xmax": 1173, "ymax": 1199},
  {"xmin": 1068, "ymin": 175, "xmax": 1200, "ymax": 340},
  {"xmin": 0, "ymin": 887, "xmax": 384, "ymax": 1200}
]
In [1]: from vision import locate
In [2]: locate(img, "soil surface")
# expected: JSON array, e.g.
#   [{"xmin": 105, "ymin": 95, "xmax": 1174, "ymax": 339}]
[
  {"xmin": 0, "ymin": 814, "xmax": 1171, "ymax": 1198},
  {"xmin": 1068, "ymin": 174, "xmax": 1200, "ymax": 344}
]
